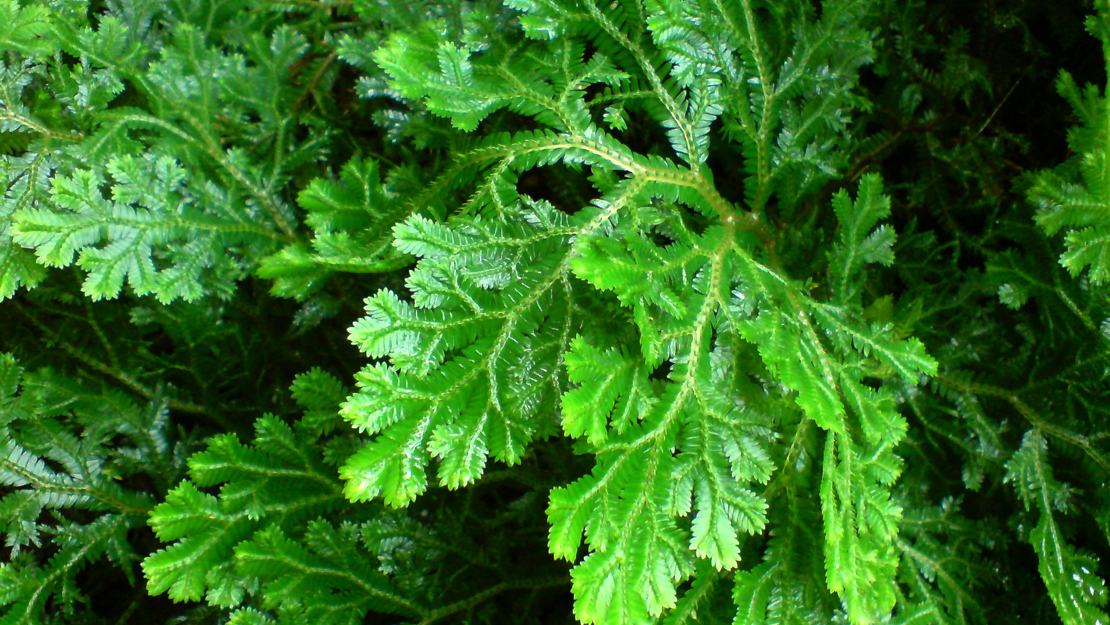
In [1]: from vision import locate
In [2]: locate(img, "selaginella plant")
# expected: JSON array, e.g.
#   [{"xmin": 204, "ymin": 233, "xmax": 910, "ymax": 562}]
[
  {"xmin": 2, "ymin": 0, "xmax": 1110, "ymax": 623},
  {"xmin": 323, "ymin": 0, "xmax": 942, "ymax": 622}
]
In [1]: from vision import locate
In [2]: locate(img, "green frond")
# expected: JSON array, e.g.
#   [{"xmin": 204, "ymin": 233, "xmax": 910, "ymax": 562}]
[
  {"xmin": 0, "ymin": 6, "xmax": 344, "ymax": 304},
  {"xmin": 893, "ymin": 500, "xmax": 992, "ymax": 625},
  {"xmin": 571, "ymin": 230, "xmax": 702, "ymax": 321},
  {"xmin": 0, "ymin": 0, "xmax": 53, "ymax": 57},
  {"xmin": 0, "ymin": 356, "xmax": 179, "ymax": 625},
  {"xmin": 259, "ymin": 157, "xmax": 414, "ymax": 301},
  {"xmin": 725, "ymin": 177, "xmax": 935, "ymax": 623},
  {"xmin": 504, "ymin": 0, "xmax": 582, "ymax": 41},
  {"xmin": 0, "ymin": 514, "xmax": 133, "ymax": 625},
  {"xmin": 821, "ymin": 430, "xmax": 903, "ymax": 623},
  {"xmin": 234, "ymin": 522, "xmax": 420, "ymax": 620},
  {"xmin": 733, "ymin": 450, "xmax": 838, "ymax": 625},
  {"xmin": 809, "ymin": 305, "xmax": 934, "ymax": 383},
  {"xmin": 0, "ymin": 149, "xmax": 55, "ymax": 301},
  {"xmin": 0, "ymin": 240, "xmax": 44, "ymax": 301},
  {"xmin": 144, "ymin": 413, "xmax": 347, "ymax": 602},
  {"xmin": 291, "ymin": 369, "xmax": 350, "ymax": 435},
  {"xmin": 141, "ymin": 366, "xmax": 499, "ymax": 625},
  {"xmin": 1060, "ymin": 226, "xmax": 1110, "ymax": 282},
  {"xmin": 341, "ymin": 5, "xmax": 931, "ymax": 623},
  {"xmin": 341, "ymin": 199, "xmax": 578, "ymax": 504},
  {"xmin": 11, "ymin": 153, "xmax": 282, "ymax": 303},
  {"xmin": 549, "ymin": 230, "xmax": 775, "ymax": 624},
  {"xmin": 733, "ymin": 304, "xmax": 846, "ymax": 433},
  {"xmin": 828, "ymin": 174, "xmax": 895, "ymax": 304},
  {"xmin": 661, "ymin": 560, "xmax": 732, "ymax": 625},
  {"xmin": 1025, "ymin": 2, "xmax": 1110, "ymax": 283},
  {"xmin": 227, "ymin": 608, "xmax": 275, "ymax": 625},
  {"xmin": 143, "ymin": 481, "xmax": 252, "ymax": 601},
  {"xmin": 1005, "ymin": 431, "xmax": 1110, "ymax": 625},
  {"xmin": 561, "ymin": 336, "xmax": 655, "ymax": 445},
  {"xmin": 374, "ymin": 17, "xmax": 626, "ymax": 134}
]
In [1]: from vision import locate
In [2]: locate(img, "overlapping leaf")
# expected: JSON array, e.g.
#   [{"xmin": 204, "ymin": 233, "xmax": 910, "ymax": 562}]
[{"xmin": 375, "ymin": 21, "xmax": 627, "ymax": 133}]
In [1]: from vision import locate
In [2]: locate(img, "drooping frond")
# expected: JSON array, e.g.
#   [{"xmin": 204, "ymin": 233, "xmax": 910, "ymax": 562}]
[
  {"xmin": 13, "ymin": 155, "xmax": 282, "ymax": 302},
  {"xmin": 1005, "ymin": 431, "xmax": 1110, "ymax": 625}
]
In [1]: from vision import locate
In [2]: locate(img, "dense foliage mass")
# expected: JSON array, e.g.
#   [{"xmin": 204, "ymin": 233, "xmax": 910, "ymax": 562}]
[{"xmin": 1, "ymin": 0, "xmax": 1109, "ymax": 623}]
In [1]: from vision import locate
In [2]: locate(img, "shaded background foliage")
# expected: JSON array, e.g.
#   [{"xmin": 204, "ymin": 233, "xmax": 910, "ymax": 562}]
[{"xmin": 0, "ymin": 0, "xmax": 1108, "ymax": 624}]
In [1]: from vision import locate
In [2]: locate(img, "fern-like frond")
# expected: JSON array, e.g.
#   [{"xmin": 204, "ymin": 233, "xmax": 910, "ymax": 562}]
[
  {"xmin": 0, "ymin": 147, "xmax": 51, "ymax": 300},
  {"xmin": 727, "ymin": 177, "xmax": 935, "ymax": 623},
  {"xmin": 0, "ymin": 354, "xmax": 181, "ymax": 625},
  {"xmin": 234, "ymin": 521, "xmax": 419, "ymax": 621},
  {"xmin": 0, "ymin": 6, "xmax": 347, "ymax": 303},
  {"xmin": 12, "ymin": 154, "xmax": 283, "ymax": 302},
  {"xmin": 341, "ymin": 199, "xmax": 578, "ymax": 504},
  {"xmin": 144, "ymin": 413, "xmax": 347, "ymax": 603},
  {"xmin": 343, "ymin": 4, "xmax": 931, "ymax": 624},
  {"xmin": 1025, "ymin": 0, "xmax": 1110, "ymax": 283},
  {"xmin": 1004, "ymin": 431, "xmax": 1110, "ymax": 625},
  {"xmin": 893, "ymin": 500, "xmax": 993, "ymax": 625},
  {"xmin": 733, "ymin": 441, "xmax": 837, "ymax": 625},
  {"xmin": 0, "ymin": 0, "xmax": 53, "ymax": 57},
  {"xmin": 550, "ymin": 225, "xmax": 774, "ymax": 624},
  {"xmin": 258, "ymin": 157, "xmax": 413, "ymax": 300},
  {"xmin": 144, "ymin": 367, "xmax": 549, "ymax": 624},
  {"xmin": 561, "ymin": 336, "xmax": 655, "ymax": 446},
  {"xmin": 829, "ymin": 174, "xmax": 895, "ymax": 304},
  {"xmin": 375, "ymin": 19, "xmax": 627, "ymax": 133}
]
